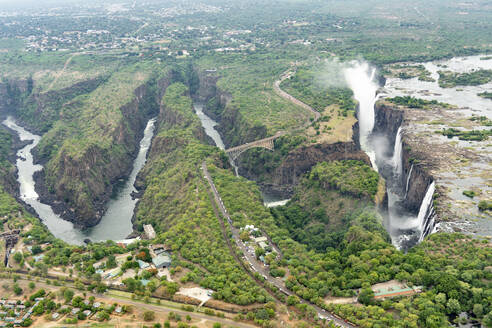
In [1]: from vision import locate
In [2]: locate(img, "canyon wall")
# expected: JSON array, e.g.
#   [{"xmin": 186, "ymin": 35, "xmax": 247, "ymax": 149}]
[
  {"xmin": 196, "ymin": 70, "xmax": 267, "ymax": 148},
  {"xmin": 37, "ymin": 74, "xmax": 174, "ymax": 227},
  {"xmin": 373, "ymin": 101, "xmax": 434, "ymax": 213}
]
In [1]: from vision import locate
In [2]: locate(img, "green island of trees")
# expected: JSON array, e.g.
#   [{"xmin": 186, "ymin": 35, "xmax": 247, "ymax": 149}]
[
  {"xmin": 387, "ymin": 96, "xmax": 450, "ymax": 109},
  {"xmin": 438, "ymin": 69, "xmax": 492, "ymax": 88}
]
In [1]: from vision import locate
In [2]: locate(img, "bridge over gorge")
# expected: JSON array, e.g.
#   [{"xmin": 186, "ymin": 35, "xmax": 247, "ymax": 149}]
[
  {"xmin": 225, "ymin": 132, "xmax": 286, "ymax": 161},
  {"xmin": 223, "ymin": 67, "xmax": 320, "ymax": 161}
]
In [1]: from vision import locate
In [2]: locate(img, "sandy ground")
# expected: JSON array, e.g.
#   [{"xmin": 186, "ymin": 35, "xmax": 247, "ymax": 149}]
[
  {"xmin": 371, "ymin": 279, "xmax": 406, "ymax": 293},
  {"xmin": 324, "ymin": 296, "xmax": 357, "ymax": 305},
  {"xmin": 157, "ymin": 268, "xmax": 173, "ymax": 281},
  {"xmin": 177, "ymin": 287, "xmax": 213, "ymax": 304}
]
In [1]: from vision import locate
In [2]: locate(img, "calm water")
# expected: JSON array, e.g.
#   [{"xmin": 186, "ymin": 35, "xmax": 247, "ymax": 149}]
[
  {"xmin": 3, "ymin": 116, "xmax": 156, "ymax": 245},
  {"xmin": 383, "ymin": 55, "xmax": 492, "ymax": 119}
]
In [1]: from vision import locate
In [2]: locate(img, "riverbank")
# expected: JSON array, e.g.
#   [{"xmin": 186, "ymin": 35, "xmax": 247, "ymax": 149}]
[{"xmin": 2, "ymin": 116, "xmax": 157, "ymax": 244}]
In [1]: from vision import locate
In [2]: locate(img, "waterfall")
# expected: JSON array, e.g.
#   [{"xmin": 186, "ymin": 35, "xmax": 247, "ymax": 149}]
[
  {"xmin": 417, "ymin": 181, "xmax": 435, "ymax": 242},
  {"xmin": 392, "ymin": 127, "xmax": 403, "ymax": 176},
  {"xmin": 344, "ymin": 62, "xmax": 379, "ymax": 170},
  {"xmin": 344, "ymin": 61, "xmax": 438, "ymax": 249},
  {"xmin": 404, "ymin": 164, "xmax": 414, "ymax": 198}
]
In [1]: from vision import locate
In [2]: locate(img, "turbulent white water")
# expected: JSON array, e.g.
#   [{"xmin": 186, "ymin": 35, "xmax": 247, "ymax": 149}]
[
  {"xmin": 417, "ymin": 182, "xmax": 435, "ymax": 242},
  {"xmin": 344, "ymin": 62, "xmax": 379, "ymax": 170},
  {"xmin": 404, "ymin": 164, "xmax": 414, "ymax": 198},
  {"xmin": 344, "ymin": 62, "xmax": 435, "ymax": 249},
  {"xmin": 392, "ymin": 127, "xmax": 403, "ymax": 176},
  {"xmin": 3, "ymin": 116, "xmax": 156, "ymax": 245}
]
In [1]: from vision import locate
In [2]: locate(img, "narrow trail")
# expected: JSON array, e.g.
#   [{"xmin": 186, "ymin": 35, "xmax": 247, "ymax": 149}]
[
  {"xmin": 273, "ymin": 68, "xmax": 321, "ymax": 128},
  {"xmin": 46, "ymin": 53, "xmax": 78, "ymax": 91}
]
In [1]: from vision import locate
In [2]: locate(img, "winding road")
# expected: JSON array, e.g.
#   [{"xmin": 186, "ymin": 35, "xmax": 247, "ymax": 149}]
[{"xmin": 224, "ymin": 67, "xmax": 321, "ymax": 157}]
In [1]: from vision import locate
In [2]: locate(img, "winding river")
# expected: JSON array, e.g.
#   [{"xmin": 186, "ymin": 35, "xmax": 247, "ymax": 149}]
[{"xmin": 2, "ymin": 116, "xmax": 156, "ymax": 245}]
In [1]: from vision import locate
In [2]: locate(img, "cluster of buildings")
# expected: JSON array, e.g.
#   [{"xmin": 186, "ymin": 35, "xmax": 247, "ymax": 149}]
[
  {"xmin": 241, "ymin": 225, "xmax": 275, "ymax": 264},
  {"xmin": 0, "ymin": 297, "xmax": 42, "ymax": 327}
]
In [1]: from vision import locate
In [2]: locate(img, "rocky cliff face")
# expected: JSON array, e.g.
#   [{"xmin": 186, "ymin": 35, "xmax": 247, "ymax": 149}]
[
  {"xmin": 373, "ymin": 102, "xmax": 404, "ymax": 154},
  {"xmin": 0, "ymin": 79, "xmax": 29, "ymax": 113},
  {"xmin": 373, "ymin": 100, "xmax": 434, "ymax": 214},
  {"xmin": 38, "ymin": 75, "xmax": 173, "ymax": 227},
  {"xmin": 240, "ymin": 141, "xmax": 371, "ymax": 197},
  {"xmin": 196, "ymin": 69, "xmax": 267, "ymax": 148}
]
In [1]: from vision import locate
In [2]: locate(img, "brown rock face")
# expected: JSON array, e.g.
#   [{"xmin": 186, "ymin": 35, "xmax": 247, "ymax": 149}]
[
  {"xmin": 241, "ymin": 141, "xmax": 371, "ymax": 197},
  {"xmin": 41, "ymin": 75, "xmax": 173, "ymax": 227},
  {"xmin": 373, "ymin": 100, "xmax": 434, "ymax": 214}
]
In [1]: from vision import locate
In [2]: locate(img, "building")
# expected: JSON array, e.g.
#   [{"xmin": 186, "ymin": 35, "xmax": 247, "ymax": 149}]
[
  {"xmin": 137, "ymin": 260, "xmax": 150, "ymax": 269},
  {"xmin": 152, "ymin": 252, "xmax": 171, "ymax": 269},
  {"xmin": 143, "ymin": 224, "xmax": 156, "ymax": 240},
  {"xmin": 258, "ymin": 241, "xmax": 268, "ymax": 249},
  {"xmin": 254, "ymin": 236, "xmax": 268, "ymax": 243}
]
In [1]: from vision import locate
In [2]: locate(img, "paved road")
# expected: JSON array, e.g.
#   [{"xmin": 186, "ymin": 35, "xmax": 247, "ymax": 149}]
[
  {"xmin": 201, "ymin": 162, "xmax": 355, "ymax": 328},
  {"xmin": 273, "ymin": 69, "xmax": 321, "ymax": 128},
  {"xmin": 223, "ymin": 68, "xmax": 320, "ymax": 158}
]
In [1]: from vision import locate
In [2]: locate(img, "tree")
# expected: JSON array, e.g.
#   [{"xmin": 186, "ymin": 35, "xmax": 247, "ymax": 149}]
[
  {"xmin": 483, "ymin": 311, "xmax": 492, "ymax": 327},
  {"xmin": 28, "ymin": 282, "xmax": 35, "ymax": 290},
  {"xmin": 63, "ymin": 289, "xmax": 74, "ymax": 303},
  {"xmin": 13, "ymin": 283, "xmax": 22, "ymax": 295},
  {"xmin": 213, "ymin": 323, "xmax": 222, "ymax": 328},
  {"xmin": 143, "ymin": 310, "xmax": 155, "ymax": 321},
  {"xmin": 358, "ymin": 287, "xmax": 374, "ymax": 305},
  {"xmin": 286, "ymin": 295, "xmax": 300, "ymax": 306},
  {"xmin": 446, "ymin": 298, "xmax": 461, "ymax": 314},
  {"xmin": 255, "ymin": 247, "xmax": 266, "ymax": 259},
  {"xmin": 13, "ymin": 252, "xmax": 23, "ymax": 263},
  {"xmin": 473, "ymin": 304, "xmax": 484, "ymax": 318}
]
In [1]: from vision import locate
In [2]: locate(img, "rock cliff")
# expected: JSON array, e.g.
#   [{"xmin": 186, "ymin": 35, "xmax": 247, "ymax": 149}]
[
  {"xmin": 373, "ymin": 100, "xmax": 434, "ymax": 213},
  {"xmin": 37, "ymin": 74, "xmax": 173, "ymax": 227}
]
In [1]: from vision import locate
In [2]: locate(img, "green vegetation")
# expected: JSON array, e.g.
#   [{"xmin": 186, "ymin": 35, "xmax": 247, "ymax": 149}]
[
  {"xmin": 135, "ymin": 83, "xmax": 271, "ymax": 305},
  {"xmin": 33, "ymin": 61, "xmax": 170, "ymax": 222},
  {"xmin": 386, "ymin": 64, "xmax": 435, "ymax": 82},
  {"xmin": 309, "ymin": 160, "xmax": 380, "ymax": 199},
  {"xmin": 387, "ymin": 96, "xmax": 449, "ymax": 109},
  {"xmin": 211, "ymin": 159, "xmax": 492, "ymax": 327},
  {"xmin": 280, "ymin": 67, "xmax": 356, "ymax": 114},
  {"xmin": 478, "ymin": 200, "xmax": 492, "ymax": 212},
  {"xmin": 478, "ymin": 91, "xmax": 492, "ymax": 100},
  {"xmin": 463, "ymin": 190, "xmax": 476, "ymax": 198},
  {"xmin": 470, "ymin": 115, "xmax": 492, "ymax": 126},
  {"xmin": 438, "ymin": 69, "xmax": 492, "ymax": 88},
  {"xmin": 196, "ymin": 52, "xmax": 311, "ymax": 146},
  {"xmin": 439, "ymin": 128, "xmax": 492, "ymax": 141},
  {"xmin": 236, "ymin": 135, "xmax": 306, "ymax": 182}
]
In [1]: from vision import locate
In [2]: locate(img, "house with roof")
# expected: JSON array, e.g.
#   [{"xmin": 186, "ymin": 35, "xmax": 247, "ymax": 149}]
[
  {"xmin": 152, "ymin": 252, "xmax": 171, "ymax": 269},
  {"xmin": 137, "ymin": 260, "xmax": 150, "ymax": 269}
]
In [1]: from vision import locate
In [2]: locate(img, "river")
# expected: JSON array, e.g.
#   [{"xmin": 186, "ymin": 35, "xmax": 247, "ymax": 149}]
[
  {"xmin": 193, "ymin": 102, "xmax": 290, "ymax": 207},
  {"xmin": 2, "ymin": 116, "xmax": 156, "ymax": 245}
]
